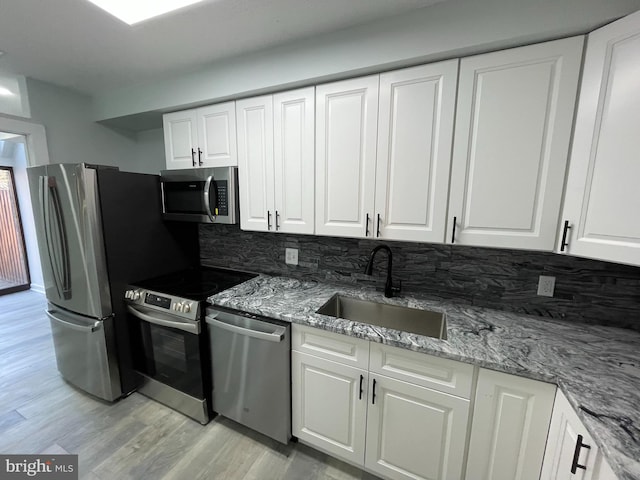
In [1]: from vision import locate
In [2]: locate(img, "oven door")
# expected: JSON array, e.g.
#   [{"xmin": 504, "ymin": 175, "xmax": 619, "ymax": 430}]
[{"xmin": 126, "ymin": 304, "xmax": 205, "ymax": 400}]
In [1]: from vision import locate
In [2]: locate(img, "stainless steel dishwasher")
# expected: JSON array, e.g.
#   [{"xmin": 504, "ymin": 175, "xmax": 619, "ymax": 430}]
[{"xmin": 205, "ymin": 306, "xmax": 291, "ymax": 444}]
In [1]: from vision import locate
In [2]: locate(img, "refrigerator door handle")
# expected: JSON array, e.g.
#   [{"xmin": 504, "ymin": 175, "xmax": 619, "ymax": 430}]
[
  {"xmin": 46, "ymin": 310, "xmax": 102, "ymax": 333},
  {"xmin": 40, "ymin": 176, "xmax": 63, "ymax": 299},
  {"xmin": 48, "ymin": 177, "xmax": 72, "ymax": 299}
]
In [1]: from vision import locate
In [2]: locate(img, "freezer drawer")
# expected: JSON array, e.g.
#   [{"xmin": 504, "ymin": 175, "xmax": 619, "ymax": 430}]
[
  {"xmin": 206, "ymin": 308, "xmax": 291, "ymax": 444},
  {"xmin": 47, "ymin": 304, "xmax": 121, "ymax": 401}
]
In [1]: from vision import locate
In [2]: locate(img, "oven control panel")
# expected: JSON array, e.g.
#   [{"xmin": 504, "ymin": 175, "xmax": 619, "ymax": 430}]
[
  {"xmin": 145, "ymin": 293, "xmax": 171, "ymax": 309},
  {"xmin": 124, "ymin": 288, "xmax": 198, "ymax": 321}
]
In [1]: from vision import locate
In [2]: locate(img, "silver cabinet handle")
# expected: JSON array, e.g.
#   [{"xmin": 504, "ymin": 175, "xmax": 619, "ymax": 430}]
[
  {"xmin": 205, "ymin": 316, "xmax": 285, "ymax": 342},
  {"xmin": 46, "ymin": 310, "xmax": 101, "ymax": 333},
  {"xmin": 127, "ymin": 305, "xmax": 199, "ymax": 334}
]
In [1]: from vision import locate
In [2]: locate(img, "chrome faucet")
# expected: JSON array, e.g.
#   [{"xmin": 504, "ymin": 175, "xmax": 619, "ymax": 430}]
[{"xmin": 364, "ymin": 245, "xmax": 401, "ymax": 298}]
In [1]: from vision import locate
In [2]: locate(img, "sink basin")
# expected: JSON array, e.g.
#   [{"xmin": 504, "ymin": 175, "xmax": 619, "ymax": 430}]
[{"xmin": 316, "ymin": 294, "xmax": 447, "ymax": 340}]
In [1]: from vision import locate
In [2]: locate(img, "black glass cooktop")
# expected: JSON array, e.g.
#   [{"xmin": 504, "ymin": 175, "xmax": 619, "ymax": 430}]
[{"xmin": 134, "ymin": 266, "xmax": 257, "ymax": 301}]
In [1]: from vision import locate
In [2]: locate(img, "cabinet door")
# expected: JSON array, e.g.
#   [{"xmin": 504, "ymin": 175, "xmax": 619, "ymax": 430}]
[
  {"xmin": 273, "ymin": 87, "xmax": 315, "ymax": 234},
  {"xmin": 237, "ymin": 96, "xmax": 275, "ymax": 232},
  {"xmin": 365, "ymin": 374, "xmax": 470, "ymax": 480},
  {"xmin": 163, "ymin": 110, "xmax": 198, "ymax": 170},
  {"xmin": 374, "ymin": 61, "xmax": 458, "ymax": 243},
  {"xmin": 316, "ymin": 76, "xmax": 378, "ymax": 238},
  {"xmin": 292, "ymin": 351, "xmax": 367, "ymax": 466},
  {"xmin": 196, "ymin": 102, "xmax": 237, "ymax": 167},
  {"xmin": 559, "ymin": 11, "xmax": 640, "ymax": 266},
  {"xmin": 448, "ymin": 37, "xmax": 583, "ymax": 250},
  {"xmin": 465, "ymin": 368, "xmax": 556, "ymax": 480},
  {"xmin": 541, "ymin": 390, "xmax": 600, "ymax": 480}
]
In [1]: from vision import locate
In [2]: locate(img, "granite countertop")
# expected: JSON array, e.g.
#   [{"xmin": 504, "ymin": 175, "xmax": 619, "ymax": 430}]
[{"xmin": 208, "ymin": 275, "xmax": 640, "ymax": 480}]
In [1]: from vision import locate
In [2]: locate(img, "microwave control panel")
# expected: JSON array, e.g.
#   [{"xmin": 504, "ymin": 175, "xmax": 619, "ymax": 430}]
[{"xmin": 216, "ymin": 180, "xmax": 228, "ymax": 216}]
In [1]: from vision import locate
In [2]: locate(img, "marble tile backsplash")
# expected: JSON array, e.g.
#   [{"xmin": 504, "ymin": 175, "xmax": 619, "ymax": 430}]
[{"xmin": 199, "ymin": 224, "xmax": 640, "ymax": 331}]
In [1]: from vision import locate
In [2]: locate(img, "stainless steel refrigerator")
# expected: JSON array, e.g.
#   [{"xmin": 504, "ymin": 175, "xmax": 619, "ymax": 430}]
[{"xmin": 27, "ymin": 163, "xmax": 198, "ymax": 401}]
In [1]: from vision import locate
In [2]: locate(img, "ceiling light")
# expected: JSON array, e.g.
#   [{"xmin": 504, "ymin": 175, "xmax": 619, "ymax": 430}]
[
  {"xmin": 0, "ymin": 87, "xmax": 14, "ymax": 96},
  {"xmin": 86, "ymin": 0, "xmax": 203, "ymax": 25}
]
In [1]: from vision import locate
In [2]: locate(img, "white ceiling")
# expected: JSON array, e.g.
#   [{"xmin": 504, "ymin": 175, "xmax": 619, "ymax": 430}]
[{"xmin": 0, "ymin": 0, "xmax": 446, "ymax": 96}]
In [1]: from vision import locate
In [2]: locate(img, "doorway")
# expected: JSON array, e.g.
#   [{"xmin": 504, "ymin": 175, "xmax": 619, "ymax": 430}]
[{"xmin": 0, "ymin": 164, "xmax": 30, "ymax": 294}]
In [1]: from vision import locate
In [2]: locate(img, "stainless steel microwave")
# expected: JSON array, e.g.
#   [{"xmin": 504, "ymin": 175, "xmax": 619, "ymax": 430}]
[{"xmin": 160, "ymin": 167, "xmax": 239, "ymax": 224}]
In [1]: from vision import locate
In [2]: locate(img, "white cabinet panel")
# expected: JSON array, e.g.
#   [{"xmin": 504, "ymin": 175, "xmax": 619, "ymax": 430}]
[
  {"xmin": 163, "ymin": 110, "xmax": 198, "ymax": 170},
  {"xmin": 292, "ymin": 351, "xmax": 367, "ymax": 465},
  {"xmin": 465, "ymin": 368, "xmax": 556, "ymax": 480},
  {"xmin": 237, "ymin": 96, "xmax": 275, "ymax": 232},
  {"xmin": 316, "ymin": 76, "xmax": 378, "ymax": 238},
  {"xmin": 541, "ymin": 390, "xmax": 599, "ymax": 480},
  {"xmin": 274, "ymin": 88, "xmax": 315, "ymax": 234},
  {"xmin": 196, "ymin": 102, "xmax": 237, "ymax": 167},
  {"xmin": 369, "ymin": 342, "xmax": 474, "ymax": 399},
  {"xmin": 559, "ymin": 10, "xmax": 640, "ymax": 266},
  {"xmin": 448, "ymin": 37, "xmax": 583, "ymax": 250},
  {"xmin": 365, "ymin": 374, "xmax": 470, "ymax": 480},
  {"xmin": 375, "ymin": 61, "xmax": 458, "ymax": 243},
  {"xmin": 292, "ymin": 324, "xmax": 370, "ymax": 369}
]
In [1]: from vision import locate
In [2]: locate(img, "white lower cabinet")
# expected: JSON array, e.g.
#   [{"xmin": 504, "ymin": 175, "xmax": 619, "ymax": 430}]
[
  {"xmin": 364, "ymin": 374, "xmax": 470, "ymax": 480},
  {"xmin": 292, "ymin": 351, "xmax": 367, "ymax": 465},
  {"xmin": 541, "ymin": 390, "xmax": 618, "ymax": 480},
  {"xmin": 464, "ymin": 368, "xmax": 557, "ymax": 480},
  {"xmin": 292, "ymin": 325, "xmax": 472, "ymax": 480}
]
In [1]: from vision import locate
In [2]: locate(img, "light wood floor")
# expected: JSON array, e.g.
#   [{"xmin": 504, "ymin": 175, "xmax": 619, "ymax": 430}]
[{"xmin": 0, "ymin": 290, "xmax": 379, "ymax": 480}]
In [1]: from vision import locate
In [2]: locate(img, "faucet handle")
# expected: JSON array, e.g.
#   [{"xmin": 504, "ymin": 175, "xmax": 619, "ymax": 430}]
[{"xmin": 391, "ymin": 279, "xmax": 402, "ymax": 296}]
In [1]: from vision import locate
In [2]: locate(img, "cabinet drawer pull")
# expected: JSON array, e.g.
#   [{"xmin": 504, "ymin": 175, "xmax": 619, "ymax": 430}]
[
  {"xmin": 372, "ymin": 378, "xmax": 377, "ymax": 405},
  {"xmin": 451, "ymin": 216, "xmax": 457, "ymax": 243},
  {"xmin": 267, "ymin": 210, "xmax": 272, "ymax": 230},
  {"xmin": 191, "ymin": 148, "xmax": 196, "ymax": 167},
  {"xmin": 365, "ymin": 213, "xmax": 370, "ymax": 236},
  {"xmin": 560, "ymin": 220, "xmax": 571, "ymax": 252},
  {"xmin": 570, "ymin": 434, "xmax": 591, "ymax": 474},
  {"xmin": 359, "ymin": 374, "xmax": 364, "ymax": 400},
  {"xmin": 198, "ymin": 148, "xmax": 203, "ymax": 166},
  {"xmin": 376, "ymin": 213, "xmax": 381, "ymax": 237}
]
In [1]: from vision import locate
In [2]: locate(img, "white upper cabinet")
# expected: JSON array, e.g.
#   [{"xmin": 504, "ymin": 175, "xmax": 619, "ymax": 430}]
[
  {"xmin": 448, "ymin": 37, "xmax": 583, "ymax": 250},
  {"xmin": 163, "ymin": 102, "xmax": 237, "ymax": 169},
  {"xmin": 273, "ymin": 88, "xmax": 315, "ymax": 234},
  {"xmin": 237, "ymin": 95, "xmax": 275, "ymax": 232},
  {"xmin": 196, "ymin": 103, "xmax": 238, "ymax": 168},
  {"xmin": 375, "ymin": 61, "xmax": 458, "ymax": 243},
  {"xmin": 163, "ymin": 110, "xmax": 198, "ymax": 170},
  {"xmin": 316, "ymin": 76, "xmax": 379, "ymax": 238},
  {"xmin": 559, "ymin": 11, "xmax": 640, "ymax": 266},
  {"xmin": 237, "ymin": 88, "xmax": 315, "ymax": 233}
]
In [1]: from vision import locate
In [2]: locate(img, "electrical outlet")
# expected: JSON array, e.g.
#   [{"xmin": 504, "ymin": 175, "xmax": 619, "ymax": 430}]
[
  {"xmin": 537, "ymin": 275, "xmax": 556, "ymax": 297},
  {"xmin": 285, "ymin": 248, "xmax": 298, "ymax": 266}
]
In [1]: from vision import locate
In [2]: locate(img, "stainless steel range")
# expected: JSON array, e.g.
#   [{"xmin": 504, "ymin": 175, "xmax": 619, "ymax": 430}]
[{"xmin": 123, "ymin": 266, "xmax": 256, "ymax": 424}]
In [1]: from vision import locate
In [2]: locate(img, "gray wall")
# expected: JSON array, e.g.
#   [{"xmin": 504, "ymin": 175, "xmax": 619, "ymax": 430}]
[
  {"xmin": 93, "ymin": 0, "xmax": 640, "ymax": 122},
  {"xmin": 26, "ymin": 78, "xmax": 164, "ymax": 173},
  {"xmin": 200, "ymin": 225, "xmax": 640, "ymax": 331}
]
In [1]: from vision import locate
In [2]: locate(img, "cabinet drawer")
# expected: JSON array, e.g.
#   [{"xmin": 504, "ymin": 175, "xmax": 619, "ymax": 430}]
[
  {"xmin": 369, "ymin": 342, "xmax": 475, "ymax": 399},
  {"xmin": 292, "ymin": 324, "xmax": 369, "ymax": 369}
]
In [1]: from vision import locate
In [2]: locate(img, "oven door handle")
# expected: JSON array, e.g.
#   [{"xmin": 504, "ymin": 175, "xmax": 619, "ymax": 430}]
[
  {"xmin": 205, "ymin": 315, "xmax": 285, "ymax": 343},
  {"xmin": 127, "ymin": 305, "xmax": 199, "ymax": 334}
]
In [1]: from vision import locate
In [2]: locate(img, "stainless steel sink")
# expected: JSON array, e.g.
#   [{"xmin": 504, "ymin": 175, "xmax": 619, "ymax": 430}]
[{"xmin": 316, "ymin": 294, "xmax": 447, "ymax": 340}]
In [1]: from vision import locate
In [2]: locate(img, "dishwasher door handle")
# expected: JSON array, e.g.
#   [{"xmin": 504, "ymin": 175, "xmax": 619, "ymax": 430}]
[{"xmin": 205, "ymin": 316, "xmax": 286, "ymax": 342}]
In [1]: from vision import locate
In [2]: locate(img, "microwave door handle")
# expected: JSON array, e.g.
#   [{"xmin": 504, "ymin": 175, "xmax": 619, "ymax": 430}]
[{"xmin": 203, "ymin": 175, "xmax": 217, "ymax": 223}]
